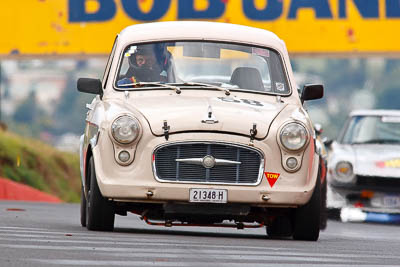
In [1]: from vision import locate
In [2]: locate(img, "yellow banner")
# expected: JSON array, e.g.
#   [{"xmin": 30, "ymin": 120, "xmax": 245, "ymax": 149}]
[{"xmin": 1, "ymin": 0, "xmax": 400, "ymax": 57}]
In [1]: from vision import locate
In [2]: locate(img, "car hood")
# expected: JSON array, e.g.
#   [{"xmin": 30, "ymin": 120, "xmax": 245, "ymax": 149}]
[
  {"xmin": 129, "ymin": 95, "xmax": 286, "ymax": 138},
  {"xmin": 353, "ymin": 144, "xmax": 400, "ymax": 177}
]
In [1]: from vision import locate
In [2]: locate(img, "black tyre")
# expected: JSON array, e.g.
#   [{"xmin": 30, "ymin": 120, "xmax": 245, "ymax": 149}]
[
  {"xmin": 86, "ymin": 157, "xmax": 115, "ymax": 231},
  {"xmin": 266, "ymin": 216, "xmax": 293, "ymax": 238},
  {"xmin": 80, "ymin": 185, "xmax": 87, "ymax": 227},
  {"xmin": 293, "ymin": 173, "xmax": 321, "ymax": 241}
]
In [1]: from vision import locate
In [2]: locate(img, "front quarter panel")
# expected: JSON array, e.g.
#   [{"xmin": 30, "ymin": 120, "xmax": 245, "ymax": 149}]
[{"xmin": 81, "ymin": 96, "xmax": 106, "ymax": 193}]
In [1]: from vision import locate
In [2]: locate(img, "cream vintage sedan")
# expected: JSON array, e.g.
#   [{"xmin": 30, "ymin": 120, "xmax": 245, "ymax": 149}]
[{"xmin": 77, "ymin": 21, "xmax": 324, "ymax": 241}]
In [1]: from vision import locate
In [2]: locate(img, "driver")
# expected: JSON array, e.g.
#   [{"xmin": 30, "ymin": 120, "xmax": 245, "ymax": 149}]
[{"xmin": 118, "ymin": 45, "xmax": 167, "ymax": 85}]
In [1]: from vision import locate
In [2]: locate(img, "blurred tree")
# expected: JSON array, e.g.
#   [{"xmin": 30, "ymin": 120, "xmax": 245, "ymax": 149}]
[
  {"xmin": 0, "ymin": 64, "xmax": 10, "ymax": 99},
  {"xmin": 13, "ymin": 90, "xmax": 43, "ymax": 124},
  {"xmin": 53, "ymin": 72, "xmax": 93, "ymax": 135},
  {"xmin": 375, "ymin": 59, "xmax": 400, "ymax": 109},
  {"xmin": 384, "ymin": 59, "xmax": 400, "ymax": 73},
  {"xmin": 322, "ymin": 59, "xmax": 367, "ymax": 96},
  {"xmin": 376, "ymin": 85, "xmax": 400, "ymax": 109}
]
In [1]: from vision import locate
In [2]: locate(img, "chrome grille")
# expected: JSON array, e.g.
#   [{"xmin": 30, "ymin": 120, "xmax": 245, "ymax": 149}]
[{"xmin": 154, "ymin": 142, "xmax": 263, "ymax": 185}]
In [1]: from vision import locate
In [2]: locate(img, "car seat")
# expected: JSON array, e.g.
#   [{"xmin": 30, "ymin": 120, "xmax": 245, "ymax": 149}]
[{"xmin": 230, "ymin": 67, "xmax": 264, "ymax": 91}]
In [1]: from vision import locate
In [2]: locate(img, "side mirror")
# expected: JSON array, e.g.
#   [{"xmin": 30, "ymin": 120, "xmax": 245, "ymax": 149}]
[
  {"xmin": 301, "ymin": 84, "xmax": 324, "ymax": 103},
  {"xmin": 77, "ymin": 78, "xmax": 103, "ymax": 96},
  {"xmin": 324, "ymin": 139, "xmax": 333, "ymax": 148}
]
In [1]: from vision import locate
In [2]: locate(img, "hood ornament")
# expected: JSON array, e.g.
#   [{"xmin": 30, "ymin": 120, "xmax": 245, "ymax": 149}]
[
  {"xmin": 162, "ymin": 120, "xmax": 170, "ymax": 141},
  {"xmin": 202, "ymin": 105, "xmax": 219, "ymax": 124},
  {"xmin": 249, "ymin": 123, "xmax": 258, "ymax": 146}
]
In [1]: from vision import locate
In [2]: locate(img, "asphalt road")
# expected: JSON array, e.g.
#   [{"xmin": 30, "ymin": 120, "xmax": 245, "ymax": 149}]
[{"xmin": 0, "ymin": 201, "xmax": 400, "ymax": 267}]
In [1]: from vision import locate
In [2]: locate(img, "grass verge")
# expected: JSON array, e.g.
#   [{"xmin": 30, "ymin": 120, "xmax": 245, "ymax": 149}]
[{"xmin": 0, "ymin": 129, "xmax": 81, "ymax": 202}]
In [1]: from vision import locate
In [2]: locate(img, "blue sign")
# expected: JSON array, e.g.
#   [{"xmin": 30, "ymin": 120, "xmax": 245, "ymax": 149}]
[{"xmin": 68, "ymin": 0, "xmax": 400, "ymax": 23}]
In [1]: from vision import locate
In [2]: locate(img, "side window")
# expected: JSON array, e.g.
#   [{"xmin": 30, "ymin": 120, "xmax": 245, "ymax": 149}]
[{"xmin": 102, "ymin": 36, "xmax": 118, "ymax": 89}]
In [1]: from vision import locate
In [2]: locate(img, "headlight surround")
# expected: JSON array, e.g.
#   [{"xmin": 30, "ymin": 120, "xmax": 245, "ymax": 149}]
[
  {"xmin": 111, "ymin": 115, "xmax": 140, "ymax": 144},
  {"xmin": 279, "ymin": 122, "xmax": 309, "ymax": 151}
]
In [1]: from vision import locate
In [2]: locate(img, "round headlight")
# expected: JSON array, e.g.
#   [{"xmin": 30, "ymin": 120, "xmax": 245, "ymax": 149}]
[
  {"xmin": 335, "ymin": 161, "xmax": 354, "ymax": 183},
  {"xmin": 111, "ymin": 115, "xmax": 140, "ymax": 144},
  {"xmin": 280, "ymin": 123, "xmax": 308, "ymax": 151}
]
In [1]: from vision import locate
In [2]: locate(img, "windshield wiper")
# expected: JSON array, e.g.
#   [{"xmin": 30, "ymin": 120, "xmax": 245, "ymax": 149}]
[
  {"xmin": 352, "ymin": 139, "xmax": 400, "ymax": 144},
  {"xmin": 118, "ymin": 82, "xmax": 181, "ymax": 94},
  {"xmin": 118, "ymin": 81, "xmax": 232, "ymax": 96},
  {"xmin": 170, "ymin": 82, "xmax": 231, "ymax": 96}
]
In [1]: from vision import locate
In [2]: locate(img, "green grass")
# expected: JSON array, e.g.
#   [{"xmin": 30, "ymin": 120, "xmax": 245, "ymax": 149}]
[{"xmin": 0, "ymin": 129, "xmax": 81, "ymax": 202}]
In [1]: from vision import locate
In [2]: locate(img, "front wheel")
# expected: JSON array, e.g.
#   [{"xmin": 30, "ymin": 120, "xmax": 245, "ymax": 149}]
[
  {"xmin": 293, "ymin": 173, "xmax": 321, "ymax": 241},
  {"xmin": 86, "ymin": 157, "xmax": 115, "ymax": 231}
]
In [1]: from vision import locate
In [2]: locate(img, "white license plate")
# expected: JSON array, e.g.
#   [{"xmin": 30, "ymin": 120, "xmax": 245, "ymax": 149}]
[
  {"xmin": 189, "ymin": 189, "xmax": 227, "ymax": 203},
  {"xmin": 383, "ymin": 195, "xmax": 400, "ymax": 207}
]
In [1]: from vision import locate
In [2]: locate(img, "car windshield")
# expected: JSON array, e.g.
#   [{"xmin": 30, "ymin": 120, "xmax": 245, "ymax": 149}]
[
  {"xmin": 341, "ymin": 115, "xmax": 400, "ymax": 144},
  {"xmin": 114, "ymin": 41, "xmax": 290, "ymax": 95}
]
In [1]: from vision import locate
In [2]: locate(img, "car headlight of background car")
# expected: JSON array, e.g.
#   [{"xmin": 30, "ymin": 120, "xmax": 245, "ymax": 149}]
[
  {"xmin": 334, "ymin": 161, "xmax": 355, "ymax": 183},
  {"xmin": 110, "ymin": 115, "xmax": 141, "ymax": 165}
]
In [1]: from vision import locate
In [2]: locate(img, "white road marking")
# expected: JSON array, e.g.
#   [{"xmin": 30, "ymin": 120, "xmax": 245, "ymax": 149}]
[
  {"xmin": 0, "ymin": 243, "xmax": 385, "ymax": 265},
  {"xmin": 0, "ymin": 227, "xmax": 294, "ymax": 250},
  {"xmin": 31, "ymin": 259, "xmax": 400, "ymax": 267},
  {"xmin": 1, "ymin": 236, "xmax": 400, "ymax": 261},
  {"xmin": 0, "ymin": 226, "xmax": 397, "ymax": 266}
]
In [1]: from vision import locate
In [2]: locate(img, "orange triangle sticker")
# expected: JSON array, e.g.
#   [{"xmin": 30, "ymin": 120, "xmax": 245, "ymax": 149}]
[{"xmin": 265, "ymin": 172, "xmax": 280, "ymax": 187}]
